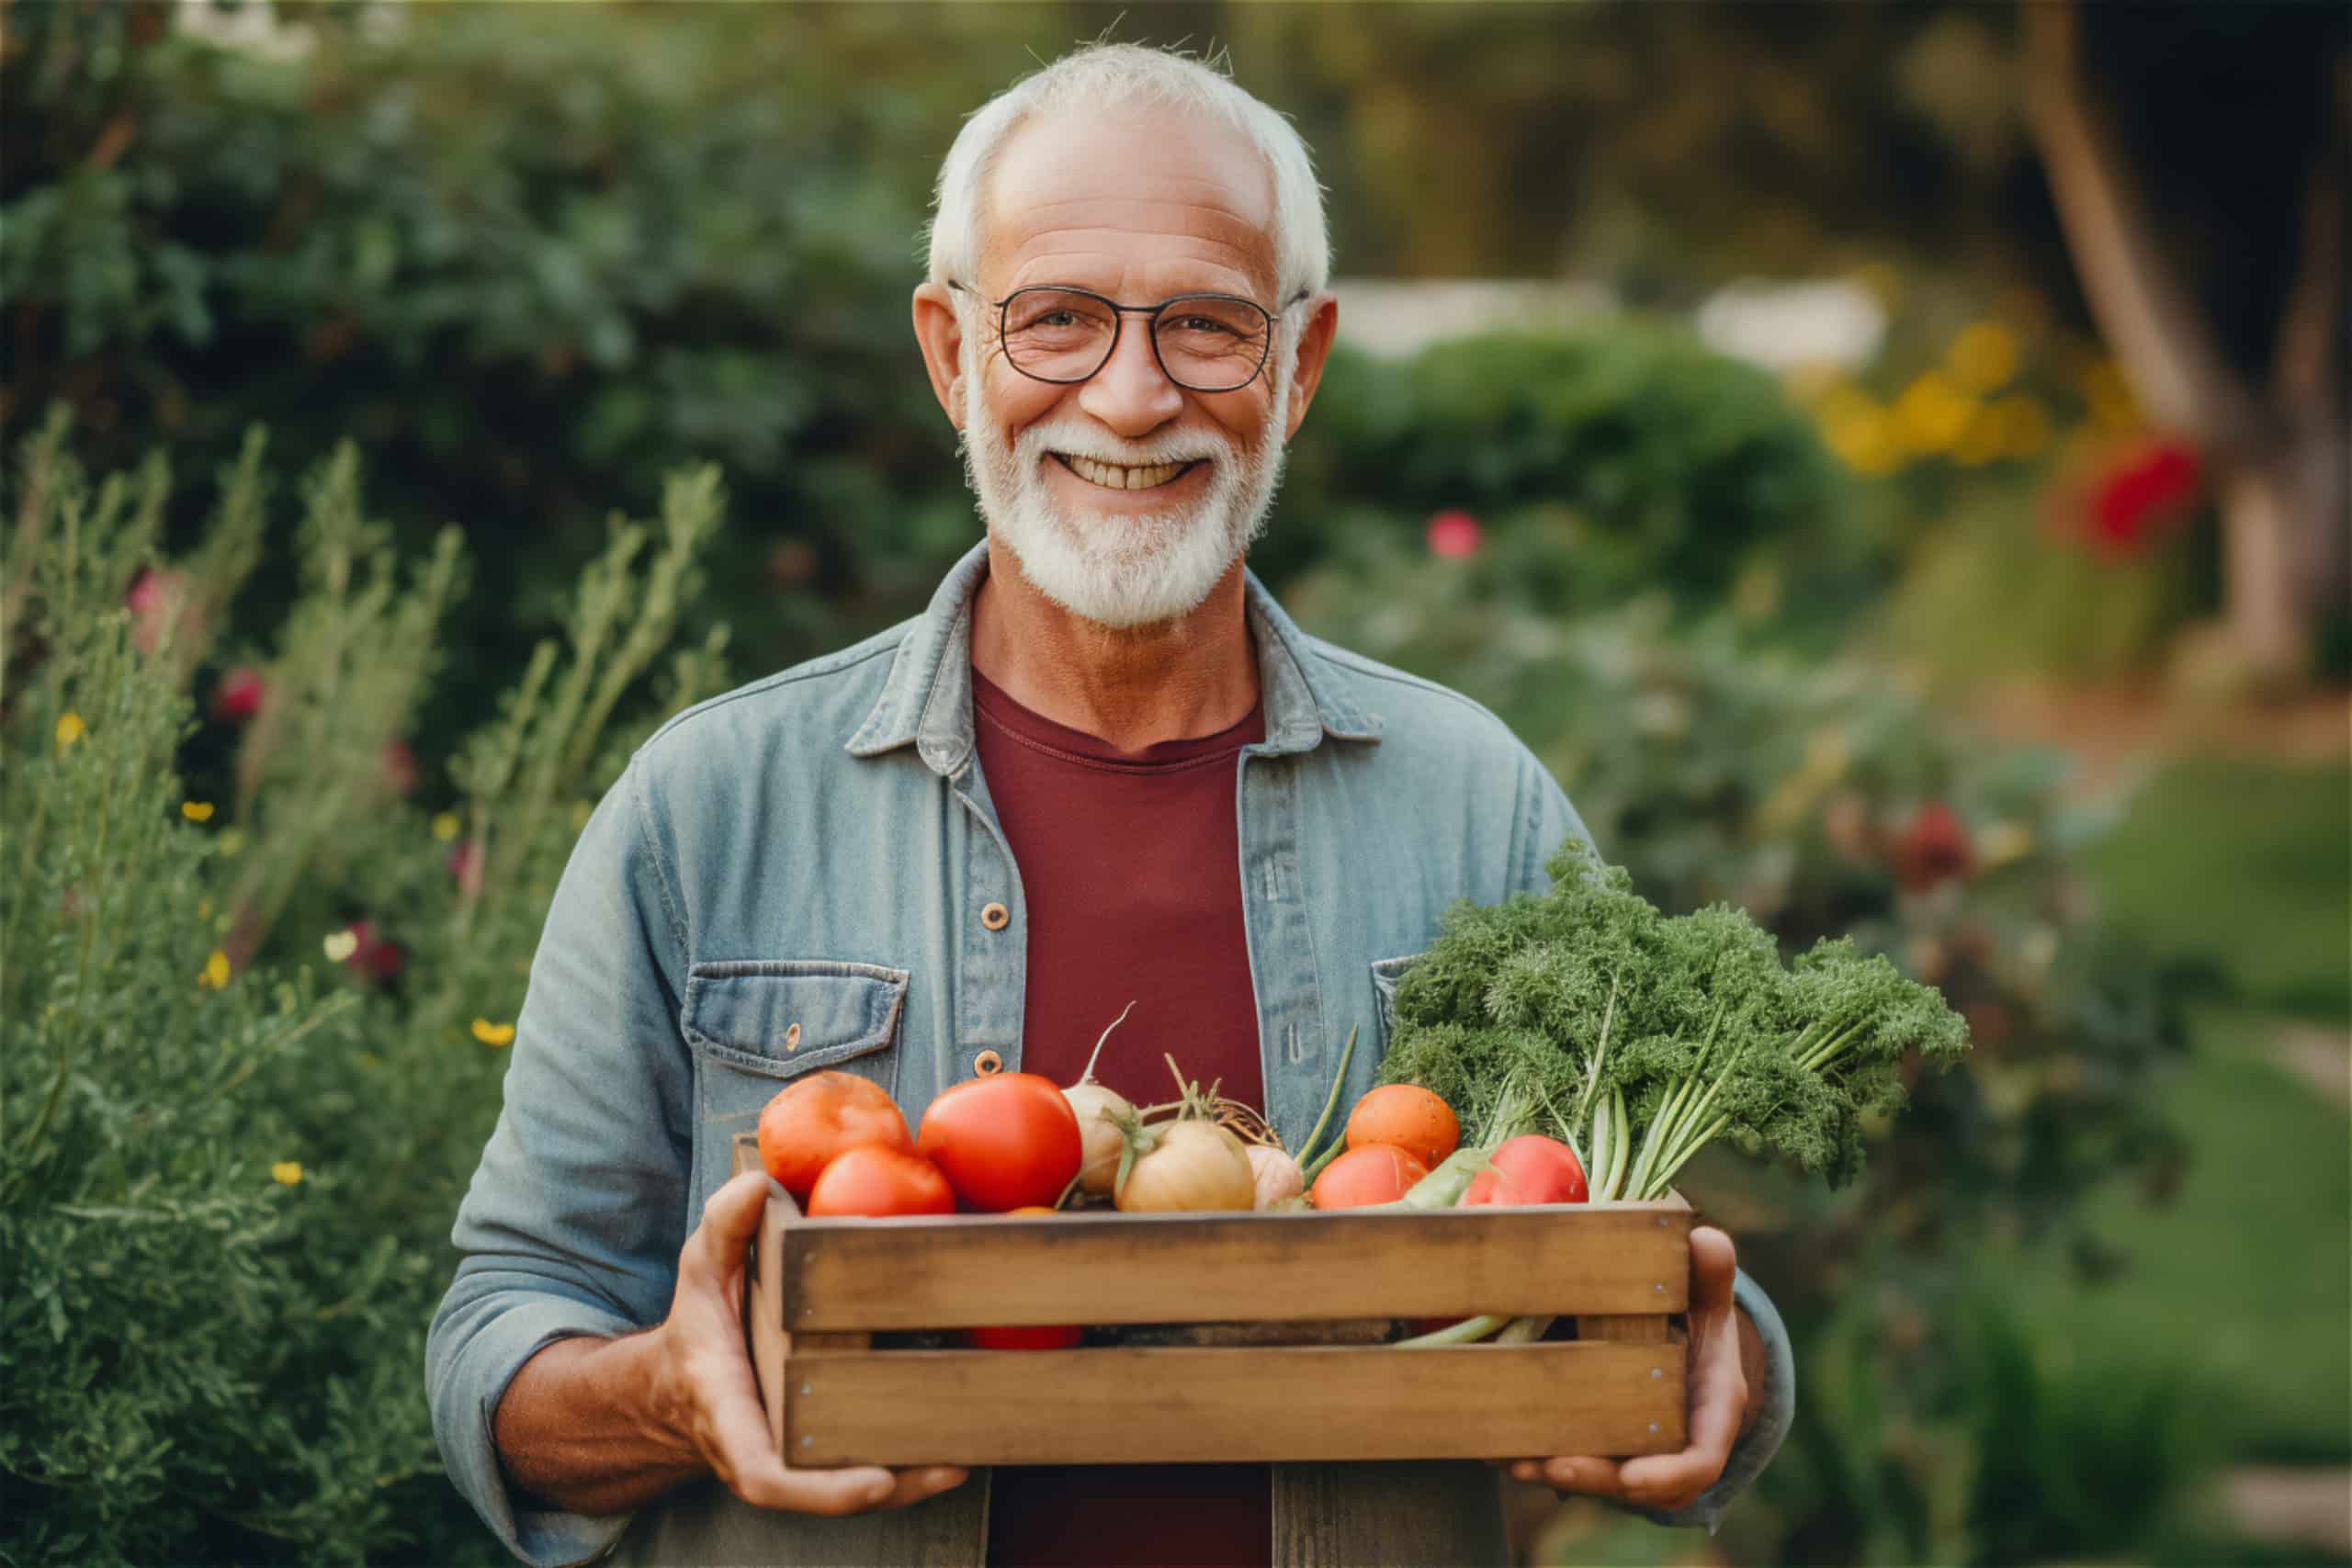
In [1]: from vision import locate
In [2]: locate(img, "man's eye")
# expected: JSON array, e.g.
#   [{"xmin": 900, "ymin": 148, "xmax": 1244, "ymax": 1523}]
[
  {"xmin": 1036, "ymin": 310, "xmax": 1080, "ymax": 328},
  {"xmin": 1172, "ymin": 315, "xmax": 1238, "ymax": 336}
]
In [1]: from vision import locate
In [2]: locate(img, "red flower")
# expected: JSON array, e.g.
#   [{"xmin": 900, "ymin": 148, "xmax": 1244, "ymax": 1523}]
[
  {"xmin": 2085, "ymin": 439, "xmax": 2201, "ymax": 558},
  {"xmin": 380, "ymin": 740, "xmax": 418, "ymax": 796},
  {"xmin": 339, "ymin": 919, "xmax": 405, "ymax": 983},
  {"xmin": 1425, "ymin": 510, "xmax": 1484, "ymax": 559},
  {"xmin": 448, "ymin": 838, "xmax": 484, "ymax": 897},
  {"xmin": 212, "ymin": 667, "xmax": 266, "ymax": 724},
  {"xmin": 1891, "ymin": 801, "xmax": 1973, "ymax": 894}
]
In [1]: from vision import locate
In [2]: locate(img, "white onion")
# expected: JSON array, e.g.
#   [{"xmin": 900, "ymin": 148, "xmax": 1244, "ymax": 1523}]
[
  {"xmin": 1116, "ymin": 1120, "xmax": 1257, "ymax": 1213},
  {"xmin": 1063, "ymin": 1080, "xmax": 1133, "ymax": 1198},
  {"xmin": 1246, "ymin": 1145, "xmax": 1304, "ymax": 1209}
]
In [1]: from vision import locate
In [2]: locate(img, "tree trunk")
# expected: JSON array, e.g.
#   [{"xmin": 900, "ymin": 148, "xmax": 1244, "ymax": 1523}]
[{"xmin": 2023, "ymin": 0, "xmax": 2344, "ymax": 682}]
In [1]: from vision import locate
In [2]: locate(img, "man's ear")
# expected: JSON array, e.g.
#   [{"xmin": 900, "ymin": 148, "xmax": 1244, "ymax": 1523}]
[
  {"xmin": 1280, "ymin": 294, "xmax": 1341, "ymax": 445},
  {"xmin": 911, "ymin": 282, "xmax": 965, "ymax": 430}
]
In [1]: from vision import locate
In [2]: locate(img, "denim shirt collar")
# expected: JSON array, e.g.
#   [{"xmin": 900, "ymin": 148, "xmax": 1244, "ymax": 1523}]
[{"xmin": 845, "ymin": 540, "xmax": 1382, "ymax": 774}]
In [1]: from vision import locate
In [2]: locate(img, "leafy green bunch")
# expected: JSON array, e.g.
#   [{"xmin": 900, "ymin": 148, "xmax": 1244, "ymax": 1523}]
[{"xmin": 1380, "ymin": 844, "xmax": 1971, "ymax": 1200}]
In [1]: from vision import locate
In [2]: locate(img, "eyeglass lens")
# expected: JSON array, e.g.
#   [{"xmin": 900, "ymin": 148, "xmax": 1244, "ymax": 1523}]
[{"xmin": 1000, "ymin": 288, "xmax": 1272, "ymax": 391}]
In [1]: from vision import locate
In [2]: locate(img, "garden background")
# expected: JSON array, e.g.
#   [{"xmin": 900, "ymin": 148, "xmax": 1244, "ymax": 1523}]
[{"xmin": 4, "ymin": 3, "xmax": 2346, "ymax": 1564}]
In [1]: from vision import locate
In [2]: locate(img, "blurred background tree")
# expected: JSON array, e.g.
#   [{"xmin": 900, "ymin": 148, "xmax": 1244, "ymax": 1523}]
[{"xmin": 3, "ymin": 3, "xmax": 2344, "ymax": 1564}]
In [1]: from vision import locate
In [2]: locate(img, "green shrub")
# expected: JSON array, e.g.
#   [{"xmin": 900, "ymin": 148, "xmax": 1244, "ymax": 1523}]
[{"xmin": 0, "ymin": 416, "xmax": 729, "ymax": 1564}]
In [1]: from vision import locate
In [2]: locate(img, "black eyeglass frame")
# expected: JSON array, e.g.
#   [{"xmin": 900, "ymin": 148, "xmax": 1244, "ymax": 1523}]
[{"xmin": 947, "ymin": 279, "xmax": 1313, "ymax": 394}]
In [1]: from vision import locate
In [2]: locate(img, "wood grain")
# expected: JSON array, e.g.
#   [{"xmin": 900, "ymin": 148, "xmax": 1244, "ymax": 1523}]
[
  {"xmin": 783, "ymin": 1201, "xmax": 1691, "ymax": 1331},
  {"xmin": 783, "ymin": 1340, "xmax": 1686, "ymax": 1466}
]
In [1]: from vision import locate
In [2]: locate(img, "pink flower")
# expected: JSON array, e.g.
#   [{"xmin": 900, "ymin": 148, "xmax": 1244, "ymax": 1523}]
[
  {"xmin": 339, "ymin": 919, "xmax": 405, "ymax": 983},
  {"xmin": 127, "ymin": 569, "xmax": 201, "ymax": 657},
  {"xmin": 447, "ymin": 838, "xmax": 484, "ymax": 897},
  {"xmin": 212, "ymin": 667, "xmax": 266, "ymax": 724},
  {"xmin": 1425, "ymin": 510, "xmax": 1484, "ymax": 559},
  {"xmin": 379, "ymin": 740, "xmax": 418, "ymax": 796}
]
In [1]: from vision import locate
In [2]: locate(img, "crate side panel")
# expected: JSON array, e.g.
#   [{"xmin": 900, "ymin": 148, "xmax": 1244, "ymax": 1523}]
[
  {"xmin": 784, "ymin": 1205, "xmax": 1690, "ymax": 1330},
  {"xmin": 785, "ymin": 1342, "xmax": 1685, "ymax": 1465}
]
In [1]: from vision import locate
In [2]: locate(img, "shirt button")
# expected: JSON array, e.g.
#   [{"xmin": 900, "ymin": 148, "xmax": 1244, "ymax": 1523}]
[
  {"xmin": 974, "ymin": 1049, "xmax": 1003, "ymax": 1076},
  {"xmin": 784, "ymin": 1021, "xmax": 802, "ymax": 1052},
  {"xmin": 980, "ymin": 901, "xmax": 1011, "ymax": 931}
]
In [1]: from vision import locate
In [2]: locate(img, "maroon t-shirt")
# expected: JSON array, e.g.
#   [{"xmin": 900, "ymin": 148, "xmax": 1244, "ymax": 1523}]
[{"xmin": 969, "ymin": 663, "xmax": 1272, "ymax": 1568}]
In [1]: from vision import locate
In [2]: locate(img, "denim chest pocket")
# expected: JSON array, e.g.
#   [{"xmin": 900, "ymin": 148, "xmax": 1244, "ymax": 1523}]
[
  {"xmin": 681, "ymin": 960, "xmax": 910, "ymax": 1131},
  {"xmin": 1369, "ymin": 952, "xmax": 1428, "ymax": 1043}
]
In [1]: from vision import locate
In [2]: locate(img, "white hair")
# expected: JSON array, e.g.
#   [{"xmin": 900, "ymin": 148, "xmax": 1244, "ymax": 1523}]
[{"xmin": 926, "ymin": 42, "xmax": 1330, "ymax": 302}]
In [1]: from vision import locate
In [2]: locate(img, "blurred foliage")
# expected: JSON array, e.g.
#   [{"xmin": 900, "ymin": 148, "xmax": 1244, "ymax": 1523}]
[
  {"xmin": 1289, "ymin": 537, "xmax": 2209, "ymax": 1563},
  {"xmin": 0, "ymin": 417, "xmax": 727, "ymax": 1565},
  {"xmin": 1271, "ymin": 332, "xmax": 1880, "ymax": 641}
]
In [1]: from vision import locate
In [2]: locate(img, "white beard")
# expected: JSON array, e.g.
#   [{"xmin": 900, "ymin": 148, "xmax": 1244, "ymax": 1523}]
[{"xmin": 959, "ymin": 331, "xmax": 1295, "ymax": 630}]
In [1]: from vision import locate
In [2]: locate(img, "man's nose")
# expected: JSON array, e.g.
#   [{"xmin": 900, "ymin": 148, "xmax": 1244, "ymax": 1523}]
[{"xmin": 1077, "ymin": 317, "xmax": 1184, "ymax": 438}]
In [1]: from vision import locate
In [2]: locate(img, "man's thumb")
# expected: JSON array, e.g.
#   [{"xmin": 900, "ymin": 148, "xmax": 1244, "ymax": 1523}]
[
  {"xmin": 692, "ymin": 1169, "xmax": 775, "ymax": 1272},
  {"xmin": 1689, "ymin": 1224, "xmax": 1738, "ymax": 1312}
]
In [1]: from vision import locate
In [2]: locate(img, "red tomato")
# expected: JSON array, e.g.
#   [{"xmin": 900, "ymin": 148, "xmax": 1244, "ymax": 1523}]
[
  {"xmin": 1460, "ymin": 1134, "xmax": 1589, "ymax": 1207},
  {"xmin": 804, "ymin": 1146, "xmax": 955, "ymax": 1218},
  {"xmin": 757, "ymin": 1071, "xmax": 913, "ymax": 1199},
  {"xmin": 1344, "ymin": 1085, "xmax": 1460, "ymax": 1169},
  {"xmin": 1309, "ymin": 1144, "xmax": 1430, "ymax": 1210},
  {"xmin": 916, "ymin": 1072, "xmax": 1083, "ymax": 1212}
]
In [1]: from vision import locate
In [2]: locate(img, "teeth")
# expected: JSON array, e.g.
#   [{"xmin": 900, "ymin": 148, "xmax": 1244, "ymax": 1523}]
[{"xmin": 1064, "ymin": 455, "xmax": 1191, "ymax": 491}]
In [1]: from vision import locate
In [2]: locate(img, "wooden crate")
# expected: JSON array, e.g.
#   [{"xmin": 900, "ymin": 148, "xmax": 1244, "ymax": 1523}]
[{"xmin": 730, "ymin": 1134, "xmax": 1690, "ymax": 1467}]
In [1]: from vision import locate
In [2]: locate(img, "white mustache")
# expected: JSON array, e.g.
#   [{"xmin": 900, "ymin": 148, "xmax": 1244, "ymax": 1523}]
[{"xmin": 1016, "ymin": 422, "xmax": 1231, "ymax": 468}]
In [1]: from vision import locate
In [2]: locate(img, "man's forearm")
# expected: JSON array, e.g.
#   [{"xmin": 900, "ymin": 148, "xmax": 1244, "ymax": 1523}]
[{"xmin": 493, "ymin": 1330, "xmax": 704, "ymax": 1517}]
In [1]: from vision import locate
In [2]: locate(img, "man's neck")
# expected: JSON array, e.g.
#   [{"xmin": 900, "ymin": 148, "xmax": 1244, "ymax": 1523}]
[{"xmin": 967, "ymin": 533, "xmax": 1261, "ymax": 753}]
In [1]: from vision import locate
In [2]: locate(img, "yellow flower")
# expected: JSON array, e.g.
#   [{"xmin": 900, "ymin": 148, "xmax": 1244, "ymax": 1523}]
[
  {"xmin": 1894, "ymin": 372, "xmax": 1976, "ymax": 457},
  {"xmin": 1979, "ymin": 820, "xmax": 2035, "ymax": 870},
  {"xmin": 472, "ymin": 1018, "xmax": 517, "ymax": 1047},
  {"xmin": 1992, "ymin": 396, "xmax": 2051, "ymax": 459},
  {"xmin": 1823, "ymin": 406, "xmax": 1904, "ymax": 477},
  {"xmin": 217, "ymin": 828, "xmax": 246, "ymax": 858},
  {"xmin": 1946, "ymin": 321, "xmax": 2019, "ymax": 394},
  {"xmin": 198, "ymin": 949, "xmax": 232, "ymax": 989},
  {"xmin": 55, "ymin": 711, "xmax": 85, "ymax": 750},
  {"xmin": 1954, "ymin": 404, "xmax": 2007, "ymax": 468},
  {"xmin": 197, "ymin": 898, "xmax": 214, "ymax": 919},
  {"xmin": 272, "ymin": 1161, "xmax": 304, "ymax": 1187},
  {"xmin": 431, "ymin": 811, "xmax": 461, "ymax": 842},
  {"xmin": 181, "ymin": 800, "xmax": 215, "ymax": 823},
  {"xmin": 322, "ymin": 929, "xmax": 360, "ymax": 963}
]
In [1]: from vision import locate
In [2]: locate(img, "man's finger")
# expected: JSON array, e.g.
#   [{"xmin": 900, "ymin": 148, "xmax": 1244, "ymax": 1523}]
[
  {"xmin": 1540, "ymin": 1455, "xmax": 1623, "ymax": 1497},
  {"xmin": 871, "ymin": 1465, "xmax": 971, "ymax": 1510},
  {"xmin": 687, "ymin": 1171, "xmax": 775, "ymax": 1281}
]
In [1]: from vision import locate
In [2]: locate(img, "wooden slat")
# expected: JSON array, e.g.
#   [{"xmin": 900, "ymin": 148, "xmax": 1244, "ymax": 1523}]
[
  {"xmin": 786, "ymin": 1340, "xmax": 1685, "ymax": 1466},
  {"xmin": 731, "ymin": 1136, "xmax": 792, "ymax": 1450},
  {"xmin": 783, "ymin": 1201, "xmax": 1690, "ymax": 1331},
  {"xmin": 1577, "ymin": 1314, "xmax": 1671, "ymax": 1342}
]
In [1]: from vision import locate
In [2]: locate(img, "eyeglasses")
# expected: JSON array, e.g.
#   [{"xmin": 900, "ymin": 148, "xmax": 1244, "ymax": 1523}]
[{"xmin": 948, "ymin": 280, "xmax": 1309, "ymax": 394}]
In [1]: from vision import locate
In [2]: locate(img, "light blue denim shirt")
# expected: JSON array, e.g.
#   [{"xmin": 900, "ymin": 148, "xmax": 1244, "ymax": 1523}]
[{"xmin": 427, "ymin": 541, "xmax": 1795, "ymax": 1566}]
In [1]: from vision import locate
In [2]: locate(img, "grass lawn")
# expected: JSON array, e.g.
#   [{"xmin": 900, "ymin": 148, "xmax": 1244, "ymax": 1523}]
[
  {"xmin": 2085, "ymin": 757, "xmax": 2350, "ymax": 1021},
  {"xmin": 1999, "ymin": 756, "xmax": 2349, "ymax": 1464}
]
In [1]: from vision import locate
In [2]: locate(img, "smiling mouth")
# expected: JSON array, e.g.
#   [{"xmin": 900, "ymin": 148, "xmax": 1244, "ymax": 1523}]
[{"xmin": 1053, "ymin": 453, "xmax": 1203, "ymax": 491}]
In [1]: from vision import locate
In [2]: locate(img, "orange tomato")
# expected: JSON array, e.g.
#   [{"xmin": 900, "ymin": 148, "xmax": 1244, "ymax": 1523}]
[
  {"xmin": 804, "ymin": 1146, "xmax": 955, "ymax": 1218},
  {"xmin": 1309, "ymin": 1143, "xmax": 1430, "ymax": 1210},
  {"xmin": 1343, "ymin": 1085, "xmax": 1460, "ymax": 1169},
  {"xmin": 757, "ymin": 1071, "xmax": 912, "ymax": 1199}
]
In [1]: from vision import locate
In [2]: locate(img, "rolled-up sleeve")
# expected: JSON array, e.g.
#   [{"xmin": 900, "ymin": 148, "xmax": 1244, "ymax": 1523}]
[
  {"xmin": 1512, "ymin": 751, "xmax": 1798, "ymax": 1531},
  {"xmin": 427, "ymin": 756, "xmax": 695, "ymax": 1567}
]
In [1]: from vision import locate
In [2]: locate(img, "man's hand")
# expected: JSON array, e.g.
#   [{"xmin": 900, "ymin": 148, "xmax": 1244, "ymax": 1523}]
[
  {"xmin": 652, "ymin": 1170, "xmax": 969, "ymax": 1515},
  {"xmin": 494, "ymin": 1171, "xmax": 967, "ymax": 1518},
  {"xmin": 1503, "ymin": 1225, "xmax": 1752, "ymax": 1512}
]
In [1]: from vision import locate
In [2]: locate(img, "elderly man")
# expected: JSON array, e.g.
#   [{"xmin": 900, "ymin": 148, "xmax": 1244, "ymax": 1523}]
[{"xmin": 429, "ymin": 41, "xmax": 1793, "ymax": 1568}]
